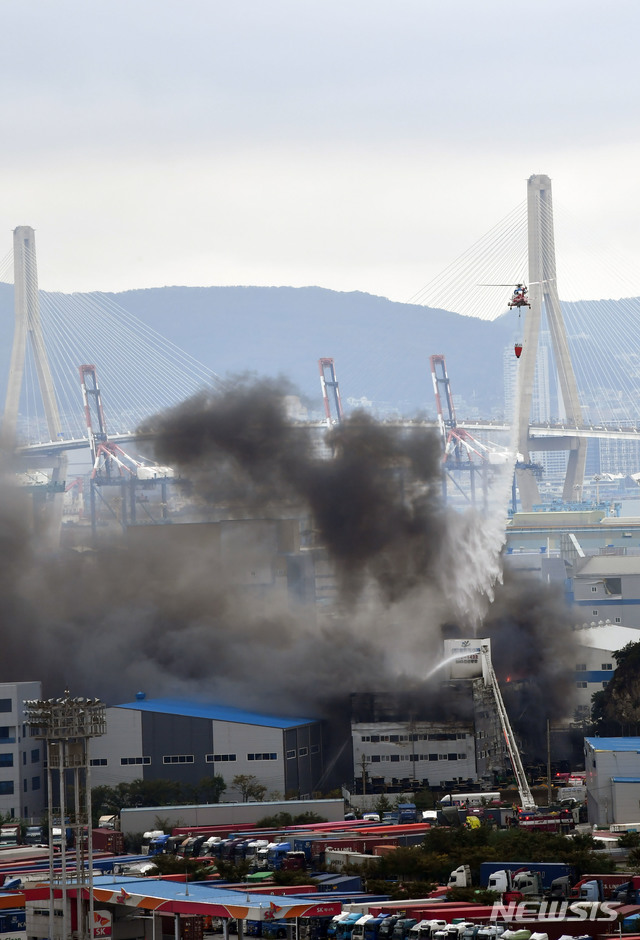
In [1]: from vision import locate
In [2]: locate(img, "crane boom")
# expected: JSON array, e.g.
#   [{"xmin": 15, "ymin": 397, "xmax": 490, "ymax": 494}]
[{"xmin": 481, "ymin": 644, "xmax": 537, "ymax": 812}]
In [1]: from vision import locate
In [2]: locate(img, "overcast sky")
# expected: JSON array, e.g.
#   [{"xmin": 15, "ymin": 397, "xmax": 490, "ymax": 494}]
[{"xmin": 1, "ymin": 0, "xmax": 639, "ymax": 304}]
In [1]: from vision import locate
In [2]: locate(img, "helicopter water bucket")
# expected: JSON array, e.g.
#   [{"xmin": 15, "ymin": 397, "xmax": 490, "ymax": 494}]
[{"xmin": 514, "ymin": 342, "xmax": 523, "ymax": 359}]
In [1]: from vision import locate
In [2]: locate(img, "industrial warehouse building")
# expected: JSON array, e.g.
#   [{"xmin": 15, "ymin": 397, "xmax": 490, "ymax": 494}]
[
  {"xmin": 585, "ymin": 736, "xmax": 640, "ymax": 826},
  {"xmin": 88, "ymin": 697, "xmax": 331, "ymax": 799}
]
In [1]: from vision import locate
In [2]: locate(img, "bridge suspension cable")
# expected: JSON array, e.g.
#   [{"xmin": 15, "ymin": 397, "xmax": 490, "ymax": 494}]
[
  {"xmin": 407, "ymin": 200, "xmax": 529, "ymax": 319},
  {"xmin": 8, "ymin": 262, "xmax": 225, "ymax": 443},
  {"xmin": 404, "ymin": 192, "xmax": 640, "ymax": 432}
]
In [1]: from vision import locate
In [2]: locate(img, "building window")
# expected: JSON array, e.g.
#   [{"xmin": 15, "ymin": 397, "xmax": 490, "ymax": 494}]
[
  {"xmin": 0, "ymin": 700, "xmax": 11, "ymax": 714},
  {"xmin": 247, "ymin": 753, "xmax": 277, "ymax": 761},
  {"xmin": 576, "ymin": 664, "xmax": 587, "ymax": 671},
  {"xmin": 286, "ymin": 750, "xmax": 296, "ymax": 759},
  {"xmin": 576, "ymin": 681, "xmax": 588, "ymax": 689},
  {"xmin": 90, "ymin": 759, "xmax": 107, "ymax": 766},
  {"xmin": 0, "ymin": 782, "xmax": 14, "ymax": 795},
  {"xmin": 31, "ymin": 777, "xmax": 40, "ymax": 790},
  {"xmin": 615, "ymin": 617, "xmax": 622, "ymax": 623},
  {"xmin": 298, "ymin": 747, "xmax": 308, "ymax": 757},
  {"xmin": 371, "ymin": 755, "xmax": 380, "ymax": 762},
  {"xmin": 370, "ymin": 735, "xmax": 380, "ymax": 743},
  {"xmin": 162, "ymin": 755, "xmax": 193, "ymax": 764},
  {"xmin": 206, "ymin": 754, "xmax": 236, "ymax": 762},
  {"xmin": 448, "ymin": 753, "xmax": 458, "ymax": 760},
  {"xmin": 31, "ymin": 749, "xmax": 39, "ymax": 763},
  {"xmin": 121, "ymin": 756, "xmax": 151, "ymax": 765},
  {"xmin": 390, "ymin": 754, "xmax": 400, "ymax": 762},
  {"xmin": 311, "ymin": 745, "xmax": 320, "ymax": 755},
  {"xmin": 591, "ymin": 586, "xmax": 598, "ymax": 593},
  {"xmin": 0, "ymin": 754, "xmax": 13, "ymax": 768},
  {"xmin": 458, "ymin": 753, "xmax": 467, "ymax": 760},
  {"xmin": 592, "ymin": 610, "xmax": 598, "ymax": 616},
  {"xmin": 602, "ymin": 663, "xmax": 613, "ymax": 670},
  {"xmin": 602, "ymin": 681, "xmax": 609, "ymax": 687}
]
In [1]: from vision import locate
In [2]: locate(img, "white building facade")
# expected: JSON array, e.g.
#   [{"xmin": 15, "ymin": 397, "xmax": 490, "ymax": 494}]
[
  {"xmin": 584, "ymin": 736, "xmax": 640, "ymax": 826},
  {"xmin": 0, "ymin": 681, "xmax": 45, "ymax": 821}
]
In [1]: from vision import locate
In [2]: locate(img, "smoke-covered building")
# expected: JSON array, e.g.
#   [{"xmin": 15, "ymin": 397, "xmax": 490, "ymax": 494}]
[
  {"xmin": 89, "ymin": 697, "xmax": 332, "ymax": 799},
  {"xmin": 349, "ymin": 684, "xmax": 507, "ymax": 793},
  {"xmin": 125, "ymin": 518, "xmax": 317, "ymax": 606},
  {"xmin": 0, "ymin": 681, "xmax": 45, "ymax": 822}
]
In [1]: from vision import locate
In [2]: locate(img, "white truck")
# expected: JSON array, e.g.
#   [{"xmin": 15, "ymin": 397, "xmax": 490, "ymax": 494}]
[
  {"xmin": 447, "ymin": 864, "xmax": 471, "ymax": 888},
  {"xmin": 408, "ymin": 921, "xmax": 448, "ymax": 940},
  {"xmin": 486, "ymin": 869, "xmax": 543, "ymax": 897}
]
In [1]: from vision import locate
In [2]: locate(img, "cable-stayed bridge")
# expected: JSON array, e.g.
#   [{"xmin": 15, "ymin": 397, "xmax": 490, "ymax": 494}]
[{"xmin": 3, "ymin": 174, "xmax": 640, "ymax": 512}]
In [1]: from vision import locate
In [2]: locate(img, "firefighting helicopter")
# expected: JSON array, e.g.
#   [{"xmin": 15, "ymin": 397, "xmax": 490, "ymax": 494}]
[
  {"xmin": 477, "ymin": 281, "xmax": 532, "ymax": 311},
  {"xmin": 477, "ymin": 281, "xmax": 533, "ymax": 358}
]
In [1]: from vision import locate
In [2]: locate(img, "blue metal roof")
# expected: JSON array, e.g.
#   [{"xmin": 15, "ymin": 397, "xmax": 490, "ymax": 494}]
[
  {"xmin": 88, "ymin": 875, "xmax": 342, "ymax": 919},
  {"xmin": 91, "ymin": 874, "xmax": 286, "ymax": 903},
  {"xmin": 116, "ymin": 697, "xmax": 317, "ymax": 729},
  {"xmin": 586, "ymin": 737, "xmax": 640, "ymax": 751}
]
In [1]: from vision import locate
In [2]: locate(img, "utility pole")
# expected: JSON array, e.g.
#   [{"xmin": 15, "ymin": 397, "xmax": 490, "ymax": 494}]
[
  {"xmin": 360, "ymin": 754, "xmax": 369, "ymax": 796},
  {"xmin": 546, "ymin": 719, "xmax": 552, "ymax": 806}
]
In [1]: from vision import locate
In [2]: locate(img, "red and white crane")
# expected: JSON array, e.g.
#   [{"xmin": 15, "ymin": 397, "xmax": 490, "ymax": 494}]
[
  {"xmin": 318, "ymin": 357, "xmax": 344, "ymax": 427},
  {"xmin": 79, "ymin": 364, "xmax": 173, "ymax": 481},
  {"xmin": 430, "ymin": 354, "xmax": 514, "ymax": 467}
]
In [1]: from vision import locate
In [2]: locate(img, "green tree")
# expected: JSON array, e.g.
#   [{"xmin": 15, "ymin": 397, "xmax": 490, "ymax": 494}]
[
  {"xmin": 194, "ymin": 775, "xmax": 226, "ymax": 803},
  {"xmin": 232, "ymin": 775, "xmax": 268, "ymax": 802},
  {"xmin": 627, "ymin": 846, "xmax": 640, "ymax": 871},
  {"xmin": 591, "ymin": 641, "xmax": 640, "ymax": 735},
  {"xmin": 374, "ymin": 794, "xmax": 393, "ymax": 818},
  {"xmin": 149, "ymin": 854, "xmax": 216, "ymax": 880},
  {"xmin": 618, "ymin": 831, "xmax": 640, "ymax": 849}
]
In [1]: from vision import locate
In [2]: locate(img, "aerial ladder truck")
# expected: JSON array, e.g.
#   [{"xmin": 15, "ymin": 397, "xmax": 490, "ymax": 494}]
[{"xmin": 480, "ymin": 643, "xmax": 537, "ymax": 813}]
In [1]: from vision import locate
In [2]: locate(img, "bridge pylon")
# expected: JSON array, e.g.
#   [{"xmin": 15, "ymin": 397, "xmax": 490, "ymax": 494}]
[
  {"xmin": 516, "ymin": 175, "xmax": 587, "ymax": 510},
  {"xmin": 3, "ymin": 227, "xmax": 62, "ymax": 445},
  {"xmin": 2, "ymin": 226, "xmax": 66, "ymax": 545}
]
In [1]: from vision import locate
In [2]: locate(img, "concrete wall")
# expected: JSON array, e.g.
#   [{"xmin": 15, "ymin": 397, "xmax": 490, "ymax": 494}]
[{"xmin": 120, "ymin": 797, "xmax": 345, "ymax": 835}]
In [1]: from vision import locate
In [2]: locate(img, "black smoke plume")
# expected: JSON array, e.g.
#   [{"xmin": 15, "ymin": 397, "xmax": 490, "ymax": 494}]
[
  {"xmin": 142, "ymin": 377, "xmax": 447, "ymax": 601},
  {"xmin": 0, "ymin": 377, "xmax": 579, "ymax": 760}
]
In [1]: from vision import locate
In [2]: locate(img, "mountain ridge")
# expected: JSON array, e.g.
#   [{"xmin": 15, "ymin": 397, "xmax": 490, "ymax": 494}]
[{"xmin": 0, "ymin": 282, "xmax": 520, "ymax": 420}]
